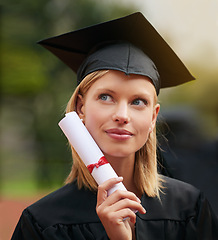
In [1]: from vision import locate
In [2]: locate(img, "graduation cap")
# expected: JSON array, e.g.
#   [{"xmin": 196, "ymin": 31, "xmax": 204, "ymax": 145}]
[{"xmin": 38, "ymin": 12, "xmax": 195, "ymax": 95}]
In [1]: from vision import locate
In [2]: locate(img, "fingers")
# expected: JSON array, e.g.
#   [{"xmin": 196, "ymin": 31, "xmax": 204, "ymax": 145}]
[
  {"xmin": 97, "ymin": 177, "xmax": 123, "ymax": 206},
  {"xmin": 102, "ymin": 207, "xmax": 137, "ymax": 225},
  {"xmin": 96, "ymin": 177, "xmax": 146, "ymax": 220},
  {"xmin": 99, "ymin": 177, "xmax": 124, "ymax": 192},
  {"xmin": 96, "ymin": 177, "xmax": 146, "ymax": 239},
  {"xmin": 112, "ymin": 197, "xmax": 146, "ymax": 215},
  {"xmin": 98, "ymin": 193, "xmax": 146, "ymax": 216}
]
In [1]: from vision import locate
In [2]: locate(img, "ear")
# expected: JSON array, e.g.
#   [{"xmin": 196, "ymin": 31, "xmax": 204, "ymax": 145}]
[
  {"xmin": 150, "ymin": 103, "xmax": 160, "ymax": 132},
  {"xmin": 76, "ymin": 94, "xmax": 85, "ymax": 119}
]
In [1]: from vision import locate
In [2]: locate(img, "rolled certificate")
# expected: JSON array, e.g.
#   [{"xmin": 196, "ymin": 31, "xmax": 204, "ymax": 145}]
[{"xmin": 58, "ymin": 111, "xmax": 127, "ymax": 196}]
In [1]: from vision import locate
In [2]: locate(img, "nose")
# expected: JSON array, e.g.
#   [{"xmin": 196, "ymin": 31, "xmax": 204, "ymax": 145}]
[{"xmin": 112, "ymin": 102, "xmax": 130, "ymax": 124}]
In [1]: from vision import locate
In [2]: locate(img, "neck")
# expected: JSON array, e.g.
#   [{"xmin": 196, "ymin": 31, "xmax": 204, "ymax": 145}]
[{"xmin": 104, "ymin": 154, "xmax": 140, "ymax": 197}]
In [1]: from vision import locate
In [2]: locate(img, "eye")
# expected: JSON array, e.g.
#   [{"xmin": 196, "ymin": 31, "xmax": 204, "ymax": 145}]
[
  {"xmin": 98, "ymin": 94, "xmax": 112, "ymax": 102},
  {"xmin": 132, "ymin": 98, "xmax": 147, "ymax": 106}
]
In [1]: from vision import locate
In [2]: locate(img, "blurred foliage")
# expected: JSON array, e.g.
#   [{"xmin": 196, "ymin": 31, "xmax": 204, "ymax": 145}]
[{"xmin": 0, "ymin": 0, "xmax": 137, "ymax": 194}]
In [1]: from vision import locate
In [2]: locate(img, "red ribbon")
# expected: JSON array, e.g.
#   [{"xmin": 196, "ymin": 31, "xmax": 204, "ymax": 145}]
[{"xmin": 87, "ymin": 156, "xmax": 109, "ymax": 173}]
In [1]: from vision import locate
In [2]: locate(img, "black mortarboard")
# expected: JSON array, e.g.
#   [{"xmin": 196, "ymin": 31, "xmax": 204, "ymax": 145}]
[{"xmin": 38, "ymin": 12, "xmax": 195, "ymax": 95}]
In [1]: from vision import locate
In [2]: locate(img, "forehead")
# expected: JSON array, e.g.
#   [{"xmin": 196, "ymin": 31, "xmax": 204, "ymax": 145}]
[{"xmin": 93, "ymin": 70, "xmax": 155, "ymax": 91}]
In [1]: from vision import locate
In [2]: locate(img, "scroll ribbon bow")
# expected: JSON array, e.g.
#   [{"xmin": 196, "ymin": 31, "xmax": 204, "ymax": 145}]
[{"xmin": 87, "ymin": 156, "xmax": 109, "ymax": 173}]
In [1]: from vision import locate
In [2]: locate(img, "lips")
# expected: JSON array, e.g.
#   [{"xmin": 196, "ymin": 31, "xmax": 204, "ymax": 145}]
[{"xmin": 105, "ymin": 128, "xmax": 133, "ymax": 140}]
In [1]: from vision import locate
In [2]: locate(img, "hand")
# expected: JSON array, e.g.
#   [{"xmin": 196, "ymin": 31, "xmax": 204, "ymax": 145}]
[{"xmin": 96, "ymin": 177, "xmax": 146, "ymax": 240}]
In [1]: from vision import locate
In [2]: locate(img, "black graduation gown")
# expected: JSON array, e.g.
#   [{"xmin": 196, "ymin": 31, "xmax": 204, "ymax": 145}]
[{"xmin": 11, "ymin": 176, "xmax": 218, "ymax": 240}]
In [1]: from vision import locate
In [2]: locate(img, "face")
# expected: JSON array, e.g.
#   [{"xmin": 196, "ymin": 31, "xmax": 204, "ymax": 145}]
[{"xmin": 77, "ymin": 70, "xmax": 160, "ymax": 160}]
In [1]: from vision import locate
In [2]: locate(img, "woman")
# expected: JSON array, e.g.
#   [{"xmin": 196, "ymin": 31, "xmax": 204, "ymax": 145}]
[{"xmin": 12, "ymin": 12, "xmax": 218, "ymax": 240}]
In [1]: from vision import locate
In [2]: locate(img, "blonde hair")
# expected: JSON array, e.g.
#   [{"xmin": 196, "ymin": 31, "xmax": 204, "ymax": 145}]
[{"xmin": 65, "ymin": 70, "xmax": 163, "ymax": 198}]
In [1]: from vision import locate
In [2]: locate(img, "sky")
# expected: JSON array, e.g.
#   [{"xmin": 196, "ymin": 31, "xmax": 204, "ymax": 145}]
[{"xmin": 117, "ymin": 0, "xmax": 218, "ymax": 70}]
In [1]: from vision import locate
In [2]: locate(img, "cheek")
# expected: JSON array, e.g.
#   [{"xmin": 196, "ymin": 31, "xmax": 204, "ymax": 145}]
[
  {"xmin": 138, "ymin": 122, "xmax": 150, "ymax": 140},
  {"xmin": 137, "ymin": 111, "xmax": 152, "ymax": 129},
  {"xmin": 84, "ymin": 110, "xmax": 97, "ymax": 132},
  {"xmin": 136, "ymin": 123, "xmax": 151, "ymax": 151},
  {"xmin": 136, "ymin": 113, "xmax": 153, "ymax": 138},
  {"xmin": 83, "ymin": 105, "xmax": 104, "ymax": 136}
]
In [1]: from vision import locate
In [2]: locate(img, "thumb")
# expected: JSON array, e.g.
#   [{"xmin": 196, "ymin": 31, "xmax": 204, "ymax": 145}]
[{"xmin": 97, "ymin": 177, "xmax": 123, "ymax": 206}]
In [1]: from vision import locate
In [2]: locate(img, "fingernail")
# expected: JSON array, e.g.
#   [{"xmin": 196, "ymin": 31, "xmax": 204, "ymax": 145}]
[
  {"xmin": 143, "ymin": 207, "xmax": 146, "ymax": 214},
  {"xmin": 137, "ymin": 197, "xmax": 141, "ymax": 203},
  {"xmin": 117, "ymin": 176, "xmax": 123, "ymax": 181}
]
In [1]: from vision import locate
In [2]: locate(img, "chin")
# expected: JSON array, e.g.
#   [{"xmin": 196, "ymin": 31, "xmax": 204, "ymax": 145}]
[{"xmin": 103, "ymin": 148, "xmax": 135, "ymax": 159}]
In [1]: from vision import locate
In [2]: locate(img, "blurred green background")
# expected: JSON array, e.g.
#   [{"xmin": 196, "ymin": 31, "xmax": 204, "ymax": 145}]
[
  {"xmin": 1, "ymin": 0, "xmax": 140, "ymax": 199},
  {"xmin": 1, "ymin": 0, "xmax": 217, "ymax": 221}
]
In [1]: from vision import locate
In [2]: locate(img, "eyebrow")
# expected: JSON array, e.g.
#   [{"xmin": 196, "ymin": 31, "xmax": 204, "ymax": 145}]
[
  {"xmin": 95, "ymin": 88, "xmax": 116, "ymax": 94},
  {"xmin": 96, "ymin": 87, "xmax": 153, "ymax": 99}
]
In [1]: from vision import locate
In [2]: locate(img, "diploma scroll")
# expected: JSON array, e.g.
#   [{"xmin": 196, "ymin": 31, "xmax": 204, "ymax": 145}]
[{"xmin": 58, "ymin": 111, "xmax": 127, "ymax": 196}]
